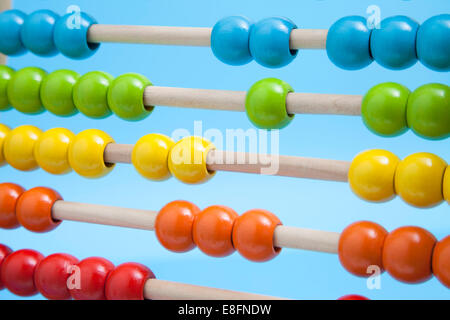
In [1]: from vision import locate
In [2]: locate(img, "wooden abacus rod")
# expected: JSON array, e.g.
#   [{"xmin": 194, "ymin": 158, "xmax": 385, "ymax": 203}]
[{"xmin": 0, "ymin": 0, "xmax": 11, "ymax": 65}]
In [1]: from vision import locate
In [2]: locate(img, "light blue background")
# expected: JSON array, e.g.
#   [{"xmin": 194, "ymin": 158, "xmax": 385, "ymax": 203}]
[{"xmin": 0, "ymin": 0, "xmax": 449, "ymax": 300}]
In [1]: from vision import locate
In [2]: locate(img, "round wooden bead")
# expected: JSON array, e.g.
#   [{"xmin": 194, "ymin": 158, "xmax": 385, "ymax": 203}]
[
  {"xmin": 326, "ymin": 16, "xmax": 373, "ymax": 70},
  {"xmin": 0, "ymin": 249, "xmax": 44, "ymax": 296},
  {"xmin": 192, "ymin": 205, "xmax": 238, "ymax": 257},
  {"xmin": 0, "ymin": 123, "xmax": 11, "ymax": 166},
  {"xmin": 338, "ymin": 221, "xmax": 388, "ymax": 277},
  {"xmin": 105, "ymin": 262, "xmax": 155, "ymax": 300},
  {"xmin": 395, "ymin": 152, "xmax": 447, "ymax": 208},
  {"xmin": 34, "ymin": 253, "xmax": 79, "ymax": 300},
  {"xmin": 246, "ymin": 78, "xmax": 294, "ymax": 129},
  {"xmin": 16, "ymin": 187, "xmax": 62, "ymax": 233},
  {"xmin": 107, "ymin": 73, "xmax": 153, "ymax": 121},
  {"xmin": 34, "ymin": 128, "xmax": 75, "ymax": 175},
  {"xmin": 53, "ymin": 11, "xmax": 99, "ymax": 59},
  {"xmin": 155, "ymin": 200, "xmax": 200, "ymax": 252},
  {"xmin": 131, "ymin": 133, "xmax": 174, "ymax": 181},
  {"xmin": 40, "ymin": 70, "xmax": 80, "ymax": 116},
  {"xmin": 70, "ymin": 257, "xmax": 115, "ymax": 300},
  {"xmin": 232, "ymin": 209, "xmax": 282, "ymax": 262},
  {"xmin": 20, "ymin": 9, "xmax": 59, "ymax": 57},
  {"xmin": 3, "ymin": 125, "xmax": 42, "ymax": 171},
  {"xmin": 417, "ymin": 14, "xmax": 450, "ymax": 71},
  {"xmin": 337, "ymin": 294, "xmax": 369, "ymax": 300},
  {"xmin": 211, "ymin": 16, "xmax": 253, "ymax": 66},
  {"xmin": 382, "ymin": 226, "xmax": 436, "ymax": 284},
  {"xmin": 0, "ymin": 183, "xmax": 25, "ymax": 229},
  {"xmin": 432, "ymin": 236, "xmax": 450, "ymax": 288},
  {"xmin": 0, "ymin": 10, "xmax": 27, "ymax": 56},
  {"xmin": 444, "ymin": 166, "xmax": 450, "ymax": 205},
  {"xmin": 73, "ymin": 71, "xmax": 114, "ymax": 119},
  {"xmin": 0, "ymin": 65, "xmax": 14, "ymax": 110},
  {"xmin": 68, "ymin": 129, "xmax": 115, "ymax": 178},
  {"xmin": 0, "ymin": 244, "xmax": 12, "ymax": 290},
  {"xmin": 407, "ymin": 83, "xmax": 450, "ymax": 140},
  {"xmin": 361, "ymin": 82, "xmax": 410, "ymax": 137},
  {"xmin": 168, "ymin": 136, "xmax": 215, "ymax": 184},
  {"xmin": 348, "ymin": 149, "xmax": 400, "ymax": 202}
]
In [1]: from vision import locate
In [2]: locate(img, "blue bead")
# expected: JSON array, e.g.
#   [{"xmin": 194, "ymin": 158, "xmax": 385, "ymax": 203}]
[
  {"xmin": 370, "ymin": 16, "xmax": 419, "ymax": 70},
  {"xmin": 0, "ymin": 10, "xmax": 27, "ymax": 56},
  {"xmin": 53, "ymin": 11, "xmax": 99, "ymax": 59},
  {"xmin": 211, "ymin": 16, "xmax": 253, "ymax": 66},
  {"xmin": 417, "ymin": 14, "xmax": 450, "ymax": 72},
  {"xmin": 249, "ymin": 17, "xmax": 298, "ymax": 68},
  {"xmin": 326, "ymin": 16, "xmax": 373, "ymax": 70},
  {"xmin": 20, "ymin": 10, "xmax": 60, "ymax": 57}
]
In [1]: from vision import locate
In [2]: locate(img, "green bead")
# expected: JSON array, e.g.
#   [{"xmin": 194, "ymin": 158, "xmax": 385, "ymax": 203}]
[
  {"xmin": 40, "ymin": 69, "xmax": 80, "ymax": 116},
  {"xmin": 73, "ymin": 71, "xmax": 114, "ymax": 119},
  {"xmin": 245, "ymin": 78, "xmax": 294, "ymax": 129},
  {"xmin": 0, "ymin": 66, "xmax": 14, "ymax": 111},
  {"xmin": 361, "ymin": 82, "xmax": 410, "ymax": 137},
  {"xmin": 107, "ymin": 73, "xmax": 153, "ymax": 121},
  {"xmin": 7, "ymin": 66, "xmax": 47, "ymax": 114},
  {"xmin": 407, "ymin": 83, "xmax": 450, "ymax": 140}
]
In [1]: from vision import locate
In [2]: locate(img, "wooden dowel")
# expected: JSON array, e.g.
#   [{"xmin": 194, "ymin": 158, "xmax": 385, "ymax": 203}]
[
  {"xmin": 144, "ymin": 279, "xmax": 285, "ymax": 300},
  {"xmin": 0, "ymin": 0, "xmax": 11, "ymax": 65},
  {"xmin": 104, "ymin": 143, "xmax": 133, "ymax": 164},
  {"xmin": 290, "ymin": 29, "xmax": 328, "ymax": 49},
  {"xmin": 286, "ymin": 93, "xmax": 362, "ymax": 116},
  {"xmin": 273, "ymin": 226, "xmax": 339, "ymax": 253}
]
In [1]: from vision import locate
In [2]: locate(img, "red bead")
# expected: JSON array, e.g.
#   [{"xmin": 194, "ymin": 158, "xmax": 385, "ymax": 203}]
[
  {"xmin": 105, "ymin": 262, "xmax": 155, "ymax": 300},
  {"xmin": 432, "ymin": 236, "xmax": 450, "ymax": 288},
  {"xmin": 0, "ymin": 182, "xmax": 25, "ymax": 229},
  {"xmin": 338, "ymin": 294, "xmax": 370, "ymax": 300},
  {"xmin": 0, "ymin": 244, "xmax": 12, "ymax": 290},
  {"xmin": 34, "ymin": 253, "xmax": 79, "ymax": 300},
  {"xmin": 0, "ymin": 249, "xmax": 44, "ymax": 296},
  {"xmin": 70, "ymin": 257, "xmax": 115, "ymax": 300}
]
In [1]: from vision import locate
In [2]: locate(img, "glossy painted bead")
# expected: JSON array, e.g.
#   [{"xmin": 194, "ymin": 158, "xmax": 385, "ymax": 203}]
[
  {"xmin": 73, "ymin": 71, "xmax": 114, "ymax": 119},
  {"xmin": 34, "ymin": 253, "xmax": 79, "ymax": 300},
  {"xmin": 105, "ymin": 262, "xmax": 155, "ymax": 300},
  {"xmin": 168, "ymin": 136, "xmax": 215, "ymax": 184},
  {"xmin": 407, "ymin": 83, "xmax": 450, "ymax": 140},
  {"xmin": 193, "ymin": 205, "xmax": 238, "ymax": 257},
  {"xmin": 361, "ymin": 82, "xmax": 410, "ymax": 137},
  {"xmin": 0, "ymin": 183, "xmax": 25, "ymax": 229},
  {"xmin": 3, "ymin": 125, "xmax": 42, "ymax": 171},
  {"xmin": 348, "ymin": 149, "xmax": 400, "ymax": 202},
  {"xmin": 0, "ymin": 249, "xmax": 44, "ymax": 296},
  {"xmin": 16, "ymin": 187, "xmax": 62, "ymax": 233},
  {"xmin": 0, "ymin": 65, "xmax": 14, "ymax": 110},
  {"xmin": 7, "ymin": 66, "xmax": 47, "ymax": 114},
  {"xmin": 246, "ymin": 78, "xmax": 294, "ymax": 129},
  {"xmin": 132, "ymin": 133, "xmax": 174, "ymax": 181},
  {"xmin": 53, "ymin": 11, "xmax": 99, "ymax": 59},
  {"xmin": 326, "ymin": 16, "xmax": 373, "ymax": 70},
  {"xmin": 0, "ymin": 244, "xmax": 12, "ymax": 290},
  {"xmin": 0, "ymin": 123, "xmax": 11, "ymax": 166},
  {"xmin": 20, "ymin": 10, "xmax": 59, "ymax": 57},
  {"xmin": 444, "ymin": 167, "xmax": 450, "ymax": 205},
  {"xmin": 249, "ymin": 17, "xmax": 297, "ymax": 68},
  {"xmin": 417, "ymin": 14, "xmax": 450, "ymax": 71},
  {"xmin": 432, "ymin": 236, "xmax": 450, "ymax": 288},
  {"xmin": 70, "ymin": 257, "xmax": 115, "ymax": 300},
  {"xmin": 40, "ymin": 70, "xmax": 80, "ymax": 116},
  {"xmin": 395, "ymin": 152, "xmax": 447, "ymax": 208},
  {"xmin": 337, "ymin": 295, "xmax": 369, "ymax": 300},
  {"xmin": 382, "ymin": 226, "xmax": 436, "ymax": 284},
  {"xmin": 68, "ymin": 129, "xmax": 115, "ymax": 178},
  {"xmin": 232, "ymin": 209, "xmax": 282, "ymax": 262},
  {"xmin": 34, "ymin": 128, "xmax": 75, "ymax": 175},
  {"xmin": 370, "ymin": 16, "xmax": 419, "ymax": 69},
  {"xmin": 0, "ymin": 10, "xmax": 27, "ymax": 56},
  {"xmin": 338, "ymin": 221, "xmax": 388, "ymax": 277},
  {"xmin": 155, "ymin": 200, "xmax": 200, "ymax": 252}
]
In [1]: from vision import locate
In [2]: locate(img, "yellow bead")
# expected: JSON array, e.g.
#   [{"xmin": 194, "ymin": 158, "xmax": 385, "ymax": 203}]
[
  {"xmin": 0, "ymin": 124, "xmax": 11, "ymax": 166},
  {"xmin": 68, "ymin": 129, "xmax": 115, "ymax": 178},
  {"xmin": 4, "ymin": 125, "xmax": 42, "ymax": 171},
  {"xmin": 168, "ymin": 136, "xmax": 215, "ymax": 184},
  {"xmin": 34, "ymin": 128, "xmax": 75, "ymax": 175},
  {"xmin": 395, "ymin": 152, "xmax": 447, "ymax": 208},
  {"xmin": 132, "ymin": 133, "xmax": 174, "ymax": 181},
  {"xmin": 444, "ymin": 166, "xmax": 449, "ymax": 205},
  {"xmin": 348, "ymin": 149, "xmax": 400, "ymax": 202}
]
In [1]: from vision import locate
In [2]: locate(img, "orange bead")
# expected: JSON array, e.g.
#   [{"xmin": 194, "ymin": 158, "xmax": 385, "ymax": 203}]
[
  {"xmin": 432, "ymin": 236, "xmax": 450, "ymax": 288},
  {"xmin": 382, "ymin": 226, "xmax": 436, "ymax": 284},
  {"xmin": 0, "ymin": 183, "xmax": 25, "ymax": 229},
  {"xmin": 192, "ymin": 205, "xmax": 238, "ymax": 257},
  {"xmin": 16, "ymin": 187, "xmax": 62, "ymax": 233},
  {"xmin": 338, "ymin": 221, "xmax": 388, "ymax": 277},
  {"xmin": 155, "ymin": 200, "xmax": 200, "ymax": 253},
  {"xmin": 232, "ymin": 209, "xmax": 282, "ymax": 262}
]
